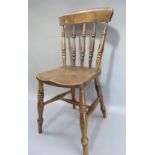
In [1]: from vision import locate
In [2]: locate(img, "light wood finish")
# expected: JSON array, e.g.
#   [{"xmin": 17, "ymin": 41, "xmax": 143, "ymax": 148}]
[
  {"xmin": 36, "ymin": 66, "xmax": 100, "ymax": 88},
  {"xmin": 71, "ymin": 24, "xmax": 76, "ymax": 66},
  {"xmin": 61, "ymin": 97, "xmax": 79, "ymax": 106},
  {"xmin": 59, "ymin": 7, "xmax": 113, "ymax": 25},
  {"xmin": 87, "ymin": 96, "xmax": 100, "ymax": 117},
  {"xmin": 37, "ymin": 81, "xmax": 44, "ymax": 133},
  {"xmin": 61, "ymin": 25, "xmax": 66, "ymax": 66},
  {"xmin": 44, "ymin": 90, "xmax": 71, "ymax": 105},
  {"xmin": 79, "ymin": 87, "xmax": 88, "ymax": 155},
  {"xmin": 36, "ymin": 7, "xmax": 113, "ymax": 155},
  {"xmin": 94, "ymin": 78, "xmax": 106, "ymax": 118},
  {"xmin": 81, "ymin": 23, "xmax": 86, "ymax": 67},
  {"xmin": 71, "ymin": 88, "xmax": 76, "ymax": 109},
  {"xmin": 89, "ymin": 23, "xmax": 96, "ymax": 68},
  {"xmin": 70, "ymin": 24, "xmax": 76, "ymax": 107},
  {"xmin": 96, "ymin": 23, "xmax": 108, "ymax": 71}
]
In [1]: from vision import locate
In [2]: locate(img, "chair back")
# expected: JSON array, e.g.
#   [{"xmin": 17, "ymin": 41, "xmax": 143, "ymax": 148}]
[{"xmin": 59, "ymin": 7, "xmax": 113, "ymax": 70}]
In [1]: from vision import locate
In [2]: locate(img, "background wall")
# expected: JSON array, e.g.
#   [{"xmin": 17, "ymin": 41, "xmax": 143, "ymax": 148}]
[{"xmin": 29, "ymin": 1, "xmax": 126, "ymax": 155}]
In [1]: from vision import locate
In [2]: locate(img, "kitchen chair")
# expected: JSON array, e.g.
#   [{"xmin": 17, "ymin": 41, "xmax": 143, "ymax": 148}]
[{"xmin": 36, "ymin": 7, "xmax": 113, "ymax": 155}]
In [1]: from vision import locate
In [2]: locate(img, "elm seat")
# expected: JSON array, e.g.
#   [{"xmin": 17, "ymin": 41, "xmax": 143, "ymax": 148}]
[{"xmin": 36, "ymin": 66, "xmax": 100, "ymax": 87}]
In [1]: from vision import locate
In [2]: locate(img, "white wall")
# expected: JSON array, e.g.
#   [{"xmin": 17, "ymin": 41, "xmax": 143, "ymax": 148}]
[{"xmin": 29, "ymin": 0, "xmax": 126, "ymax": 108}]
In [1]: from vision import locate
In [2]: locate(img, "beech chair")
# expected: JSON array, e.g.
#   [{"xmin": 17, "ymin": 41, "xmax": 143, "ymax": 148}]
[{"xmin": 36, "ymin": 7, "xmax": 113, "ymax": 155}]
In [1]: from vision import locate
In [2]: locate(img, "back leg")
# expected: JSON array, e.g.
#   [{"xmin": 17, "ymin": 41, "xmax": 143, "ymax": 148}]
[
  {"xmin": 94, "ymin": 78, "xmax": 106, "ymax": 118},
  {"xmin": 71, "ymin": 88, "xmax": 76, "ymax": 109}
]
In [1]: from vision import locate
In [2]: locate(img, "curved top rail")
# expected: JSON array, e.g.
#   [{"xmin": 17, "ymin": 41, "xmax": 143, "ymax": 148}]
[{"xmin": 59, "ymin": 7, "xmax": 113, "ymax": 25}]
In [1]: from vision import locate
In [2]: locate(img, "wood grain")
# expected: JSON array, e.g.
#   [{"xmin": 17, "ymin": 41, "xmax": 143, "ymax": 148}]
[
  {"xmin": 37, "ymin": 81, "xmax": 44, "ymax": 133},
  {"xmin": 96, "ymin": 23, "xmax": 108, "ymax": 70},
  {"xmin": 81, "ymin": 23, "xmax": 86, "ymax": 67},
  {"xmin": 71, "ymin": 24, "xmax": 76, "ymax": 66},
  {"xmin": 94, "ymin": 78, "xmax": 106, "ymax": 118},
  {"xmin": 36, "ymin": 7, "xmax": 113, "ymax": 155},
  {"xmin": 59, "ymin": 7, "xmax": 113, "ymax": 25},
  {"xmin": 61, "ymin": 25, "xmax": 66, "ymax": 66},
  {"xmin": 79, "ymin": 87, "xmax": 88, "ymax": 155},
  {"xmin": 36, "ymin": 66, "xmax": 100, "ymax": 87},
  {"xmin": 89, "ymin": 23, "xmax": 96, "ymax": 68}
]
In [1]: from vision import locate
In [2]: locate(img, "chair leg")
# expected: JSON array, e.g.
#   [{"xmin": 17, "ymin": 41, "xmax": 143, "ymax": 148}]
[
  {"xmin": 71, "ymin": 88, "xmax": 76, "ymax": 109},
  {"xmin": 79, "ymin": 87, "xmax": 89, "ymax": 155},
  {"xmin": 94, "ymin": 78, "xmax": 106, "ymax": 118},
  {"xmin": 37, "ymin": 80, "xmax": 44, "ymax": 133}
]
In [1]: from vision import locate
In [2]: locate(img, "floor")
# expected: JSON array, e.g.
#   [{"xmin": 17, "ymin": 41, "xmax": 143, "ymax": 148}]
[{"xmin": 28, "ymin": 97, "xmax": 126, "ymax": 155}]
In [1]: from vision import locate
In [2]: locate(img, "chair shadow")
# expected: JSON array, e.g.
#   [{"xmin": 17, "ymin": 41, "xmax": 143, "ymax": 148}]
[
  {"xmin": 42, "ymin": 102, "xmax": 107, "ymax": 153},
  {"xmin": 43, "ymin": 104, "xmax": 81, "ymax": 153},
  {"xmin": 101, "ymin": 25, "xmax": 120, "ymax": 109}
]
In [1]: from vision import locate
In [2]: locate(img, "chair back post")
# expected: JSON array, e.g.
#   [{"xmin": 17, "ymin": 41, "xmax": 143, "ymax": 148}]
[
  {"xmin": 89, "ymin": 23, "xmax": 96, "ymax": 68},
  {"xmin": 81, "ymin": 23, "xmax": 86, "ymax": 67},
  {"xmin": 96, "ymin": 22, "xmax": 108, "ymax": 71},
  {"xmin": 61, "ymin": 25, "xmax": 66, "ymax": 66},
  {"xmin": 71, "ymin": 24, "xmax": 76, "ymax": 66}
]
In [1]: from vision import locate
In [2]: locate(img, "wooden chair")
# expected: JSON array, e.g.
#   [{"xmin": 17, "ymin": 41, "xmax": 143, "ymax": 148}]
[{"xmin": 36, "ymin": 7, "xmax": 113, "ymax": 155}]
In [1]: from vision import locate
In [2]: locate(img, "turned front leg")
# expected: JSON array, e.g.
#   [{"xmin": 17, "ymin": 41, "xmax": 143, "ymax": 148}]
[
  {"xmin": 79, "ymin": 87, "xmax": 88, "ymax": 155},
  {"xmin": 94, "ymin": 78, "xmax": 106, "ymax": 118},
  {"xmin": 37, "ymin": 81, "xmax": 44, "ymax": 133}
]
